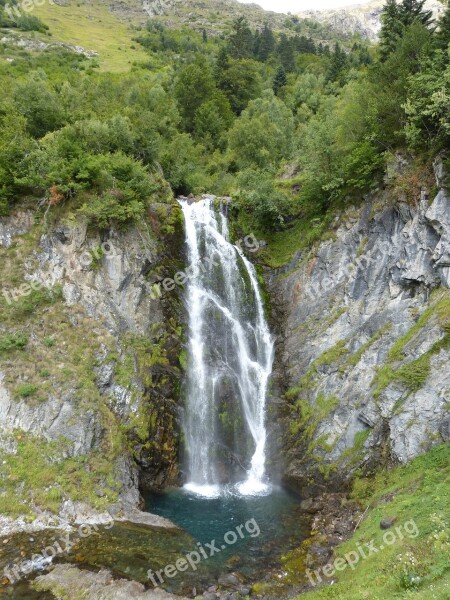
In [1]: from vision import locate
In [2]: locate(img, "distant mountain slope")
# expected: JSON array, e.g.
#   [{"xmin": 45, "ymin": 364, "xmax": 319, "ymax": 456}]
[
  {"xmin": 296, "ymin": 0, "xmax": 444, "ymax": 41},
  {"xmin": 41, "ymin": 0, "xmax": 343, "ymax": 39},
  {"xmin": 49, "ymin": 0, "xmax": 289, "ymax": 33},
  {"xmin": 25, "ymin": 0, "xmax": 336, "ymax": 71}
]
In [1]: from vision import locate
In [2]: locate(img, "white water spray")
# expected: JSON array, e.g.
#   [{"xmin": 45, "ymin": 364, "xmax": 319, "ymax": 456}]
[{"xmin": 180, "ymin": 198, "xmax": 274, "ymax": 497}]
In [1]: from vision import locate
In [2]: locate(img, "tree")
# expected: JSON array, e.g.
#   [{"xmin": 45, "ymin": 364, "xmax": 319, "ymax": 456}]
[
  {"xmin": 215, "ymin": 46, "xmax": 230, "ymax": 80},
  {"xmin": 380, "ymin": 0, "xmax": 433, "ymax": 60},
  {"xmin": 228, "ymin": 90, "xmax": 294, "ymax": 170},
  {"xmin": 0, "ymin": 111, "xmax": 34, "ymax": 215},
  {"xmin": 227, "ymin": 17, "xmax": 254, "ymax": 60},
  {"xmin": 380, "ymin": 0, "xmax": 404, "ymax": 60},
  {"xmin": 194, "ymin": 92, "xmax": 234, "ymax": 148},
  {"xmin": 295, "ymin": 35, "xmax": 316, "ymax": 54},
  {"xmin": 400, "ymin": 0, "xmax": 433, "ymax": 28},
  {"xmin": 369, "ymin": 21, "xmax": 432, "ymax": 146},
  {"xmin": 277, "ymin": 34, "xmax": 296, "ymax": 72},
  {"xmin": 404, "ymin": 48, "xmax": 450, "ymax": 150},
  {"xmin": 435, "ymin": 1, "xmax": 450, "ymax": 52},
  {"xmin": 273, "ymin": 66, "xmax": 287, "ymax": 96},
  {"xmin": 174, "ymin": 61, "xmax": 215, "ymax": 132},
  {"xmin": 13, "ymin": 72, "xmax": 66, "ymax": 138},
  {"xmin": 255, "ymin": 23, "xmax": 275, "ymax": 61},
  {"xmin": 326, "ymin": 42, "xmax": 348, "ymax": 83},
  {"xmin": 216, "ymin": 59, "xmax": 262, "ymax": 115}
]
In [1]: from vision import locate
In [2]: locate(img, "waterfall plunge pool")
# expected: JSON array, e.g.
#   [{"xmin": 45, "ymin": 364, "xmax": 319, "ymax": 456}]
[
  {"xmin": 4, "ymin": 488, "xmax": 308, "ymax": 598},
  {"xmin": 144, "ymin": 486, "xmax": 309, "ymax": 595}
]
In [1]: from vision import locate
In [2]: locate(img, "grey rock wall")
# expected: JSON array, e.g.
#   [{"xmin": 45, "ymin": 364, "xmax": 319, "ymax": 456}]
[
  {"xmin": 267, "ymin": 163, "xmax": 450, "ymax": 492},
  {"xmin": 0, "ymin": 204, "xmax": 185, "ymax": 529}
]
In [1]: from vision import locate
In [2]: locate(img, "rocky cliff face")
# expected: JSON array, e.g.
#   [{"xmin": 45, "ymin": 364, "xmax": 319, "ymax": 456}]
[
  {"xmin": 1, "ymin": 160, "xmax": 449, "ymax": 529},
  {"xmin": 267, "ymin": 158, "xmax": 450, "ymax": 493},
  {"xmin": 296, "ymin": 0, "xmax": 444, "ymax": 42},
  {"xmin": 0, "ymin": 202, "xmax": 185, "ymax": 530}
]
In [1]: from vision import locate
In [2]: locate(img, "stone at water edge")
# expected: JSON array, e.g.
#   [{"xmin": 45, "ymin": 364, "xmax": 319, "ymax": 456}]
[{"xmin": 380, "ymin": 516, "xmax": 398, "ymax": 529}]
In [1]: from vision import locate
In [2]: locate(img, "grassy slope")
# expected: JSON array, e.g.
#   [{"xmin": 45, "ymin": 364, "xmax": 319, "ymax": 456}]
[
  {"xmin": 297, "ymin": 445, "xmax": 450, "ymax": 600},
  {"xmin": 29, "ymin": 0, "xmax": 335, "ymax": 72},
  {"xmin": 33, "ymin": 2, "xmax": 149, "ymax": 72}
]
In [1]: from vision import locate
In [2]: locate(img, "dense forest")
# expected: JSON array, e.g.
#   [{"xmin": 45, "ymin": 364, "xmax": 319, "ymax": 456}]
[{"xmin": 0, "ymin": 0, "xmax": 449, "ymax": 237}]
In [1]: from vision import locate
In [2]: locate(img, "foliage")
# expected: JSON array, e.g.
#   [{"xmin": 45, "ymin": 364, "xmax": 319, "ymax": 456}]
[
  {"xmin": 298, "ymin": 445, "xmax": 450, "ymax": 599},
  {"xmin": 404, "ymin": 48, "xmax": 450, "ymax": 151},
  {"xmin": 0, "ymin": 0, "xmax": 446, "ymax": 250},
  {"xmin": 0, "ymin": 332, "xmax": 28, "ymax": 352},
  {"xmin": 228, "ymin": 90, "xmax": 294, "ymax": 171},
  {"xmin": 233, "ymin": 169, "xmax": 292, "ymax": 228}
]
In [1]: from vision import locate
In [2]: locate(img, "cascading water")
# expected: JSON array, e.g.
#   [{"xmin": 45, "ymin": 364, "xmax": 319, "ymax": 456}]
[{"xmin": 180, "ymin": 197, "xmax": 274, "ymax": 498}]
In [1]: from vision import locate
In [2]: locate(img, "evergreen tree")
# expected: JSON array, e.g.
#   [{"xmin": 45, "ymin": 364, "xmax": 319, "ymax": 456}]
[
  {"xmin": 256, "ymin": 23, "xmax": 275, "ymax": 61},
  {"xmin": 227, "ymin": 17, "xmax": 254, "ymax": 59},
  {"xmin": 380, "ymin": 0, "xmax": 433, "ymax": 60},
  {"xmin": 435, "ymin": 1, "xmax": 450, "ymax": 51},
  {"xmin": 379, "ymin": 0, "xmax": 404, "ymax": 60},
  {"xmin": 400, "ymin": 0, "xmax": 433, "ymax": 28},
  {"xmin": 326, "ymin": 42, "xmax": 347, "ymax": 82},
  {"xmin": 277, "ymin": 34, "xmax": 295, "ymax": 72},
  {"xmin": 273, "ymin": 65, "xmax": 287, "ymax": 95},
  {"xmin": 214, "ymin": 46, "xmax": 229, "ymax": 81},
  {"xmin": 202, "ymin": 29, "xmax": 208, "ymax": 43}
]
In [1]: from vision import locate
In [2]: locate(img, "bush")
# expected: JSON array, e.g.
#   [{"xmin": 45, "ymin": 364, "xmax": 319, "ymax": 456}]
[
  {"xmin": 16, "ymin": 383, "xmax": 38, "ymax": 398},
  {"xmin": 234, "ymin": 169, "xmax": 291, "ymax": 228},
  {"xmin": 78, "ymin": 153, "xmax": 159, "ymax": 227},
  {"xmin": 16, "ymin": 14, "xmax": 49, "ymax": 33},
  {"xmin": 0, "ymin": 333, "xmax": 29, "ymax": 352}
]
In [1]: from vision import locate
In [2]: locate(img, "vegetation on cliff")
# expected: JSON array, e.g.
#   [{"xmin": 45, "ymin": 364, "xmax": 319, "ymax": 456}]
[
  {"xmin": 0, "ymin": 1, "xmax": 448, "ymax": 270},
  {"xmin": 295, "ymin": 444, "xmax": 450, "ymax": 599}
]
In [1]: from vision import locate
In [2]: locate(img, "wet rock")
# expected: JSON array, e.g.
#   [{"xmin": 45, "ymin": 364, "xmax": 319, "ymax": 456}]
[
  {"xmin": 380, "ymin": 516, "xmax": 397, "ymax": 529},
  {"xmin": 217, "ymin": 572, "xmax": 245, "ymax": 590},
  {"xmin": 33, "ymin": 564, "xmax": 188, "ymax": 598},
  {"xmin": 300, "ymin": 497, "xmax": 324, "ymax": 514},
  {"xmin": 225, "ymin": 555, "xmax": 241, "ymax": 568}
]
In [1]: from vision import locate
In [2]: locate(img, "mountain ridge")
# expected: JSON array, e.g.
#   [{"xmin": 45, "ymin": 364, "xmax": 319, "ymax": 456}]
[{"xmin": 296, "ymin": 0, "xmax": 445, "ymax": 41}]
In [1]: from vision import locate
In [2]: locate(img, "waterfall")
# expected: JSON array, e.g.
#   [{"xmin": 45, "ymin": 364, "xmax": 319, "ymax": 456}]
[{"xmin": 180, "ymin": 198, "xmax": 274, "ymax": 498}]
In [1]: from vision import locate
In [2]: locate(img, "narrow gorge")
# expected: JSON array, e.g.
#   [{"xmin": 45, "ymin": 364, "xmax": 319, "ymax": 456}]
[
  {"xmin": 1, "ymin": 157, "xmax": 449, "ymax": 598},
  {"xmin": 0, "ymin": 0, "xmax": 449, "ymax": 597}
]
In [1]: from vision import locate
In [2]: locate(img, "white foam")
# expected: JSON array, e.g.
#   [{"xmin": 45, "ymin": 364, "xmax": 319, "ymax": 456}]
[{"xmin": 183, "ymin": 482, "xmax": 221, "ymax": 499}]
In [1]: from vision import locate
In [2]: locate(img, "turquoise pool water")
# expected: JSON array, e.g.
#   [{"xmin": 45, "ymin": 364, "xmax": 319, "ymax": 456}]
[{"xmin": 145, "ymin": 486, "xmax": 308, "ymax": 594}]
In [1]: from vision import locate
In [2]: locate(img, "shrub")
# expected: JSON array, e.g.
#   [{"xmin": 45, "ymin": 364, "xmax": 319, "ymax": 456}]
[
  {"xmin": 16, "ymin": 383, "xmax": 38, "ymax": 398},
  {"xmin": 0, "ymin": 332, "xmax": 29, "ymax": 352}
]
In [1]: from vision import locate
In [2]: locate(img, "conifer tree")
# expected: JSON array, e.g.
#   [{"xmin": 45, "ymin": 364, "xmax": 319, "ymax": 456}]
[
  {"xmin": 256, "ymin": 23, "xmax": 275, "ymax": 61},
  {"xmin": 273, "ymin": 66, "xmax": 287, "ymax": 95},
  {"xmin": 277, "ymin": 34, "xmax": 295, "ymax": 72},
  {"xmin": 400, "ymin": 0, "xmax": 433, "ymax": 28},
  {"xmin": 435, "ymin": 1, "xmax": 450, "ymax": 51},
  {"xmin": 227, "ymin": 17, "xmax": 254, "ymax": 59},
  {"xmin": 379, "ymin": 0, "xmax": 404, "ymax": 60},
  {"xmin": 326, "ymin": 42, "xmax": 347, "ymax": 82}
]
